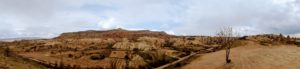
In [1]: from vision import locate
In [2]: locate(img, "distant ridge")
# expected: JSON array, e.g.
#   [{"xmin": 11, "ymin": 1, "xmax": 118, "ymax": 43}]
[
  {"xmin": 55, "ymin": 28, "xmax": 170, "ymax": 39},
  {"xmin": 0, "ymin": 37, "xmax": 45, "ymax": 42}
]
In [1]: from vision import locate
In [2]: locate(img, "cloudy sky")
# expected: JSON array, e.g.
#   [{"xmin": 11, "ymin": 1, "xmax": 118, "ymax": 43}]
[{"xmin": 0, "ymin": 0, "xmax": 300, "ymax": 38}]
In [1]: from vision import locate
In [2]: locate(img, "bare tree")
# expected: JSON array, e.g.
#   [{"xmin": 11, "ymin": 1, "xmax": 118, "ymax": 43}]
[{"xmin": 216, "ymin": 27, "xmax": 237, "ymax": 64}]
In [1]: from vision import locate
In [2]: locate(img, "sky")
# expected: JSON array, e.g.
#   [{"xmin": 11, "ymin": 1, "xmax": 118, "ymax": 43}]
[{"xmin": 0, "ymin": 0, "xmax": 300, "ymax": 38}]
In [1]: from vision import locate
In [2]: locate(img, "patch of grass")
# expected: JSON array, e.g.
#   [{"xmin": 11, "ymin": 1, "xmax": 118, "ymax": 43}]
[
  {"xmin": 259, "ymin": 41, "xmax": 271, "ymax": 46},
  {"xmin": 232, "ymin": 40, "xmax": 248, "ymax": 47}
]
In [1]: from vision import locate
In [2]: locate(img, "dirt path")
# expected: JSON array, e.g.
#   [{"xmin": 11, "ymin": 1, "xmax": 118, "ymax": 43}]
[
  {"xmin": 155, "ymin": 52, "xmax": 196, "ymax": 69},
  {"xmin": 182, "ymin": 42, "xmax": 300, "ymax": 69}
]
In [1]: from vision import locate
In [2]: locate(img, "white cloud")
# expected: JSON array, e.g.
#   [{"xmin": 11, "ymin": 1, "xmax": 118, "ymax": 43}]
[
  {"xmin": 166, "ymin": 31, "xmax": 175, "ymax": 35},
  {"xmin": 272, "ymin": 0, "xmax": 296, "ymax": 5},
  {"xmin": 97, "ymin": 17, "xmax": 116, "ymax": 29}
]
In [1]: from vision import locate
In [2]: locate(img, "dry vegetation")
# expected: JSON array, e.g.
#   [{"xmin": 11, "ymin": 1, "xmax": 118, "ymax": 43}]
[{"xmin": 0, "ymin": 46, "xmax": 47, "ymax": 69}]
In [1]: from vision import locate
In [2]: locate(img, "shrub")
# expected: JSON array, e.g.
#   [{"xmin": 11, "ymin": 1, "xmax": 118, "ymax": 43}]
[
  {"xmin": 68, "ymin": 54, "xmax": 73, "ymax": 58},
  {"xmin": 90, "ymin": 54, "xmax": 105, "ymax": 60},
  {"xmin": 133, "ymin": 48, "xmax": 139, "ymax": 52},
  {"xmin": 260, "ymin": 41, "xmax": 270, "ymax": 46},
  {"xmin": 139, "ymin": 52, "xmax": 153, "ymax": 60},
  {"xmin": 163, "ymin": 40, "xmax": 174, "ymax": 47},
  {"xmin": 187, "ymin": 37, "xmax": 195, "ymax": 40},
  {"xmin": 296, "ymin": 44, "xmax": 300, "ymax": 47},
  {"xmin": 4, "ymin": 47, "xmax": 10, "ymax": 57},
  {"xmin": 295, "ymin": 42, "xmax": 300, "ymax": 47}
]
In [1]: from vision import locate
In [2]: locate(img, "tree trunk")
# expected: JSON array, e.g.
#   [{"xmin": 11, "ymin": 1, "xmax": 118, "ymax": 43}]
[{"xmin": 226, "ymin": 45, "xmax": 231, "ymax": 63}]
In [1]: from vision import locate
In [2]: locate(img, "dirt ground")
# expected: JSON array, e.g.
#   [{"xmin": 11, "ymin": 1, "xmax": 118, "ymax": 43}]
[
  {"xmin": 182, "ymin": 42, "xmax": 300, "ymax": 69},
  {"xmin": 0, "ymin": 52, "xmax": 47, "ymax": 69},
  {"xmin": 18, "ymin": 52, "xmax": 111, "ymax": 68}
]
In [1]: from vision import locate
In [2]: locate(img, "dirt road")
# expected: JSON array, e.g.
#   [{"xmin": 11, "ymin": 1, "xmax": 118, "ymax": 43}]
[{"xmin": 182, "ymin": 42, "xmax": 300, "ymax": 69}]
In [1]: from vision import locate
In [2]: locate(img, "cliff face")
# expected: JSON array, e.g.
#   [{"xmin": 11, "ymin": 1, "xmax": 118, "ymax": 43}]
[{"xmin": 55, "ymin": 29, "xmax": 170, "ymax": 39}]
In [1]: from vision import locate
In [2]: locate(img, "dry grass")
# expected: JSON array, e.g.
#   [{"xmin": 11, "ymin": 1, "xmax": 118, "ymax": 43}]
[
  {"xmin": 182, "ymin": 41, "xmax": 300, "ymax": 69},
  {"xmin": 0, "ymin": 49, "xmax": 47, "ymax": 69}
]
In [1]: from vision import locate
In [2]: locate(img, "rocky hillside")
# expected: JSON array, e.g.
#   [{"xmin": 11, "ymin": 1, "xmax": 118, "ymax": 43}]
[
  {"xmin": 2, "ymin": 29, "xmax": 241, "ymax": 69},
  {"xmin": 55, "ymin": 28, "xmax": 170, "ymax": 40}
]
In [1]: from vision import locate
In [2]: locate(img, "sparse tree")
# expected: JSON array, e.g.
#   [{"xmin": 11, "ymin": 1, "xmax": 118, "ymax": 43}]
[
  {"xmin": 125, "ymin": 51, "xmax": 130, "ymax": 69},
  {"xmin": 216, "ymin": 27, "xmax": 238, "ymax": 64},
  {"xmin": 4, "ymin": 47, "xmax": 10, "ymax": 57},
  {"xmin": 279, "ymin": 33, "xmax": 284, "ymax": 42},
  {"xmin": 287, "ymin": 35, "xmax": 291, "ymax": 41}
]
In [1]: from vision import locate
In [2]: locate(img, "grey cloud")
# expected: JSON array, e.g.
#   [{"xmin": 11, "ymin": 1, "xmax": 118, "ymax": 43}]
[
  {"xmin": 0, "ymin": 0, "xmax": 102, "ymax": 38},
  {"xmin": 175, "ymin": 0, "xmax": 300, "ymax": 36},
  {"xmin": 0, "ymin": 0, "xmax": 300, "ymax": 38}
]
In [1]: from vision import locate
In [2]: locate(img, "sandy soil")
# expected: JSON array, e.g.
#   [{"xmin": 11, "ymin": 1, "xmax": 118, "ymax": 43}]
[
  {"xmin": 182, "ymin": 42, "xmax": 300, "ymax": 69},
  {"xmin": 0, "ymin": 53, "xmax": 47, "ymax": 69}
]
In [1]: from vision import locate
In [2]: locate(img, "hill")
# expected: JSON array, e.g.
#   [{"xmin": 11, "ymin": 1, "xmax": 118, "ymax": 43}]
[
  {"xmin": 0, "ymin": 37, "xmax": 45, "ymax": 42},
  {"xmin": 3, "ymin": 29, "xmax": 219, "ymax": 69},
  {"xmin": 55, "ymin": 28, "xmax": 170, "ymax": 40}
]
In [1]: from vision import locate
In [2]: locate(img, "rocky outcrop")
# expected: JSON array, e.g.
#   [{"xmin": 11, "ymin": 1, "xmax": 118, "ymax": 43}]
[
  {"xmin": 55, "ymin": 28, "xmax": 170, "ymax": 40},
  {"xmin": 129, "ymin": 55, "xmax": 148, "ymax": 69},
  {"xmin": 112, "ymin": 38, "xmax": 159, "ymax": 51}
]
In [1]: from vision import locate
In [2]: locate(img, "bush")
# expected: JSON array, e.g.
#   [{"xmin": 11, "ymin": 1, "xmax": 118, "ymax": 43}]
[
  {"xmin": 90, "ymin": 54, "xmax": 105, "ymax": 60},
  {"xmin": 260, "ymin": 41, "xmax": 270, "ymax": 46},
  {"xmin": 4, "ymin": 47, "xmax": 10, "ymax": 57},
  {"xmin": 68, "ymin": 54, "xmax": 73, "ymax": 58},
  {"xmin": 296, "ymin": 44, "xmax": 300, "ymax": 47},
  {"xmin": 295, "ymin": 42, "xmax": 300, "ymax": 47},
  {"xmin": 139, "ymin": 52, "xmax": 153, "ymax": 60},
  {"xmin": 187, "ymin": 37, "xmax": 195, "ymax": 40}
]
